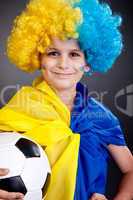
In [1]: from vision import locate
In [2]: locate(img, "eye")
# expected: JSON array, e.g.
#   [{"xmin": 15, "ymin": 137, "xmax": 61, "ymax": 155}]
[
  {"xmin": 47, "ymin": 51, "xmax": 60, "ymax": 56},
  {"xmin": 70, "ymin": 52, "xmax": 81, "ymax": 57}
]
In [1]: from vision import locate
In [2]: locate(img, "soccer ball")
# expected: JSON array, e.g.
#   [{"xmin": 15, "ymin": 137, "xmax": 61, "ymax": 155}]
[{"xmin": 0, "ymin": 132, "xmax": 51, "ymax": 200}]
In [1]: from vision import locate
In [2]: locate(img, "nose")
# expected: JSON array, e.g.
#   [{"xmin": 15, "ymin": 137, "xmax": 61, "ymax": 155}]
[{"xmin": 58, "ymin": 56, "xmax": 69, "ymax": 69}]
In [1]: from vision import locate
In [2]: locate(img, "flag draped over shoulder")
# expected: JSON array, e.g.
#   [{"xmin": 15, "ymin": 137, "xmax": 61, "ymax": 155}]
[
  {"xmin": 0, "ymin": 76, "xmax": 126, "ymax": 200},
  {"xmin": 70, "ymin": 82, "xmax": 126, "ymax": 200},
  {"xmin": 0, "ymin": 76, "xmax": 80, "ymax": 200}
]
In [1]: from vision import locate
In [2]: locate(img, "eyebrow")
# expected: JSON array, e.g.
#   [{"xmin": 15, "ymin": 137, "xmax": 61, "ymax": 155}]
[{"xmin": 47, "ymin": 47, "xmax": 81, "ymax": 52}]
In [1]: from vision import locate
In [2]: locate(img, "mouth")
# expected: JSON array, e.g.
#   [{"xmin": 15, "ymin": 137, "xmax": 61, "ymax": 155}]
[
  {"xmin": 53, "ymin": 72, "xmax": 75, "ymax": 75},
  {"xmin": 52, "ymin": 72, "xmax": 75, "ymax": 79}
]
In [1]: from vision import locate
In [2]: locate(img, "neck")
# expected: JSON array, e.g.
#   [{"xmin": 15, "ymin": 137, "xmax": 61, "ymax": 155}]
[{"xmin": 52, "ymin": 86, "xmax": 76, "ymax": 112}]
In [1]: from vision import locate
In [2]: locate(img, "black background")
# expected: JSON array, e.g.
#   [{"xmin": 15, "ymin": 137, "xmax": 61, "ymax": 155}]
[{"xmin": 0, "ymin": 0, "xmax": 133, "ymax": 199}]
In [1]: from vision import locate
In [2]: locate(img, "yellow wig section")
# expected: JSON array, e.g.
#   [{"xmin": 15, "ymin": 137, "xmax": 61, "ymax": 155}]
[{"xmin": 7, "ymin": 0, "xmax": 82, "ymax": 73}]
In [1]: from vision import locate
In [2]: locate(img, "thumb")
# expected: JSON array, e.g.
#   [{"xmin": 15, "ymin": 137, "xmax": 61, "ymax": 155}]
[{"xmin": 0, "ymin": 168, "xmax": 9, "ymax": 176}]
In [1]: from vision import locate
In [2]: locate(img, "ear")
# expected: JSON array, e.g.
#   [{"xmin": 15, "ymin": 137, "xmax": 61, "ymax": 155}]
[
  {"xmin": 83, "ymin": 65, "xmax": 90, "ymax": 72},
  {"xmin": 39, "ymin": 53, "xmax": 45, "ymax": 68},
  {"xmin": 41, "ymin": 64, "xmax": 45, "ymax": 68}
]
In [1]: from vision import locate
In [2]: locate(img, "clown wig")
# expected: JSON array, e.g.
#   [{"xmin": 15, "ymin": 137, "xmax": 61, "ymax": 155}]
[{"xmin": 7, "ymin": 0, "xmax": 123, "ymax": 74}]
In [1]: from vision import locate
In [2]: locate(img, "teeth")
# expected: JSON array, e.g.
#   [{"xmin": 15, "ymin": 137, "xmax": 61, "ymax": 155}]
[{"xmin": 55, "ymin": 73, "xmax": 73, "ymax": 75}]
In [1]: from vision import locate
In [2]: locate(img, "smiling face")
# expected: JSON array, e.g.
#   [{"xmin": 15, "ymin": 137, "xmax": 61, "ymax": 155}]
[{"xmin": 40, "ymin": 37, "xmax": 87, "ymax": 91}]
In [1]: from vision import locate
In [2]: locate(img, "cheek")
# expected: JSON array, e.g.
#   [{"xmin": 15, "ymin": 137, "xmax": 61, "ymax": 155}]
[
  {"xmin": 74, "ymin": 63, "xmax": 84, "ymax": 75},
  {"xmin": 72, "ymin": 57, "xmax": 86, "ymax": 70},
  {"xmin": 41, "ymin": 57, "xmax": 57, "ymax": 69}
]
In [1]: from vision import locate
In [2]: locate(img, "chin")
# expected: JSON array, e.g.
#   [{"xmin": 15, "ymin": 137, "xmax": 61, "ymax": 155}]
[{"xmin": 50, "ymin": 79, "xmax": 76, "ymax": 91}]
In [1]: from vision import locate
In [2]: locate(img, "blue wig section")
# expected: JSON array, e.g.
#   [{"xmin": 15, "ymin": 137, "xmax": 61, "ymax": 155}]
[{"xmin": 73, "ymin": 0, "xmax": 123, "ymax": 74}]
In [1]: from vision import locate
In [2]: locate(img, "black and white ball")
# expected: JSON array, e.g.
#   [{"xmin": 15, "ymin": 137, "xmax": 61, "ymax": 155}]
[{"xmin": 0, "ymin": 132, "xmax": 51, "ymax": 200}]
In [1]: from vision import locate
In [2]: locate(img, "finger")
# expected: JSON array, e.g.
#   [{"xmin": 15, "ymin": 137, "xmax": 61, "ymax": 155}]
[
  {"xmin": 0, "ymin": 190, "xmax": 24, "ymax": 200},
  {"xmin": 92, "ymin": 198, "xmax": 108, "ymax": 200},
  {"xmin": 94, "ymin": 198, "xmax": 108, "ymax": 200},
  {"xmin": 8, "ymin": 192, "xmax": 24, "ymax": 200},
  {"xmin": 89, "ymin": 196, "xmax": 108, "ymax": 200},
  {"xmin": 0, "ymin": 169, "xmax": 9, "ymax": 176}
]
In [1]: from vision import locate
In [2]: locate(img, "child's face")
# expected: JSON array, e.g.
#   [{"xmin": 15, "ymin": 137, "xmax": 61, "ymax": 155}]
[{"xmin": 40, "ymin": 37, "xmax": 87, "ymax": 91}]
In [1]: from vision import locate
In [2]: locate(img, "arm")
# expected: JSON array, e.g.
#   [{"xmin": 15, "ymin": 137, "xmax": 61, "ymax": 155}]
[{"xmin": 107, "ymin": 145, "xmax": 133, "ymax": 200}]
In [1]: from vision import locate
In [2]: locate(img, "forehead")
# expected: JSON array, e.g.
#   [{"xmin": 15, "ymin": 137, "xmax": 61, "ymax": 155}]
[{"xmin": 47, "ymin": 37, "xmax": 80, "ymax": 51}]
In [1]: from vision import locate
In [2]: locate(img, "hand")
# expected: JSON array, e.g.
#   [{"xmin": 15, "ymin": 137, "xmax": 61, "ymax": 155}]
[
  {"xmin": 0, "ymin": 168, "xmax": 24, "ymax": 200},
  {"xmin": 89, "ymin": 193, "xmax": 108, "ymax": 200}
]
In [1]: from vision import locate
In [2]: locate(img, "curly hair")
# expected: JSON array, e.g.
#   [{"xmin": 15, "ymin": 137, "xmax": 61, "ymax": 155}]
[{"xmin": 7, "ymin": 0, "xmax": 123, "ymax": 74}]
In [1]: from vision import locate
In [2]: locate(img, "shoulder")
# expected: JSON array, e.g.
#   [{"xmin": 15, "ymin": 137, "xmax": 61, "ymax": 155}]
[
  {"xmin": 88, "ymin": 97, "xmax": 119, "ymax": 126},
  {"xmin": 88, "ymin": 97, "xmax": 126, "ymax": 146},
  {"xmin": 0, "ymin": 84, "xmax": 45, "ymax": 112},
  {"xmin": 7, "ymin": 85, "xmax": 44, "ymax": 105}
]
